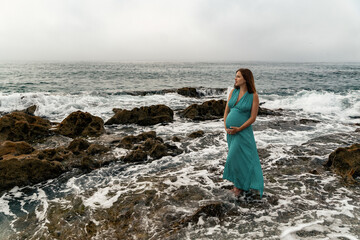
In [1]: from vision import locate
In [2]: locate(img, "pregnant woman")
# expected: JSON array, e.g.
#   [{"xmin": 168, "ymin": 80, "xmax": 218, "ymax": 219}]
[{"xmin": 223, "ymin": 68, "xmax": 264, "ymax": 198}]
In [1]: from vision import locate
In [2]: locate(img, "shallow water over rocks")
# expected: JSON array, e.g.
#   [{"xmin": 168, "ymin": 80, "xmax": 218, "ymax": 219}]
[
  {"xmin": 1, "ymin": 61, "xmax": 360, "ymax": 239},
  {"xmin": 1, "ymin": 113, "xmax": 359, "ymax": 239}
]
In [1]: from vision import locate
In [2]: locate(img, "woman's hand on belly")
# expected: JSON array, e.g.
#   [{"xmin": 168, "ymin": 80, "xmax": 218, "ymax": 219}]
[{"xmin": 226, "ymin": 126, "xmax": 240, "ymax": 135}]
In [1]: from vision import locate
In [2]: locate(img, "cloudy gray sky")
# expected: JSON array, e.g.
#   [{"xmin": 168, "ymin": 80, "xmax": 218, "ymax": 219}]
[{"xmin": 0, "ymin": 0, "xmax": 359, "ymax": 62}]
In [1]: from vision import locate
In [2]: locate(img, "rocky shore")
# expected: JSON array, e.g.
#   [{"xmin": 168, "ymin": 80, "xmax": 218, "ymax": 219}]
[{"xmin": 1, "ymin": 87, "xmax": 359, "ymax": 239}]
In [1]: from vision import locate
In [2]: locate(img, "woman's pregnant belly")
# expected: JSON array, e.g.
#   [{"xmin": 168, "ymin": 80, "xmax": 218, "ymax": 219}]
[{"xmin": 225, "ymin": 109, "xmax": 248, "ymax": 128}]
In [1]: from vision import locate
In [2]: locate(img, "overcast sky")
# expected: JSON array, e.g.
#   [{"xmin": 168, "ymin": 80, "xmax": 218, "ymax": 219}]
[{"xmin": 0, "ymin": 0, "xmax": 359, "ymax": 62}]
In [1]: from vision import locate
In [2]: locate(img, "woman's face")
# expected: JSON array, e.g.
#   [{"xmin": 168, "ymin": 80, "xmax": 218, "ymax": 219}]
[{"xmin": 234, "ymin": 71, "xmax": 246, "ymax": 88}]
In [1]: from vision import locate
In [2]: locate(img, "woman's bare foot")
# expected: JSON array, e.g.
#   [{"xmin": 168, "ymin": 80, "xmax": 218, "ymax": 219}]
[{"xmin": 231, "ymin": 187, "xmax": 243, "ymax": 197}]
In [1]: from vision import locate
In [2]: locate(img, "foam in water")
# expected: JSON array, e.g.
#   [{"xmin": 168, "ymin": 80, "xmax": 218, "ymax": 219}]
[
  {"xmin": 1, "ymin": 68, "xmax": 359, "ymax": 238},
  {"xmin": 280, "ymin": 220, "xmax": 324, "ymax": 239},
  {"xmin": 262, "ymin": 90, "xmax": 360, "ymax": 123},
  {"xmin": 0, "ymin": 91, "xmax": 206, "ymax": 122}
]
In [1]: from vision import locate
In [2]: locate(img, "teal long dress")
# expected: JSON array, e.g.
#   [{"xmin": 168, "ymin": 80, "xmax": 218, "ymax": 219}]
[{"xmin": 223, "ymin": 88, "xmax": 264, "ymax": 198}]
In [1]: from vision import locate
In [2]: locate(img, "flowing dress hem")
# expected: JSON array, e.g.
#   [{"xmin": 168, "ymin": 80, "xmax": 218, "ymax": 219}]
[{"xmin": 222, "ymin": 176, "xmax": 264, "ymax": 198}]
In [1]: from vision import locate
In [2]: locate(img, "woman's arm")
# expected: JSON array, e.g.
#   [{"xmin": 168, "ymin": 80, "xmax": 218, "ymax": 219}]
[
  {"xmin": 228, "ymin": 92, "xmax": 259, "ymax": 134},
  {"xmin": 224, "ymin": 89, "xmax": 234, "ymax": 131}
]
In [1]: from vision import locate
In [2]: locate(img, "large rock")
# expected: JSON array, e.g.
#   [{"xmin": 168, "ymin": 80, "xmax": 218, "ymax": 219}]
[
  {"xmin": 122, "ymin": 149, "xmax": 148, "ymax": 163},
  {"xmin": 0, "ymin": 112, "xmax": 51, "ymax": 142},
  {"xmin": 37, "ymin": 147, "xmax": 73, "ymax": 163},
  {"xmin": 176, "ymin": 87, "xmax": 201, "ymax": 98},
  {"xmin": 67, "ymin": 138, "xmax": 91, "ymax": 155},
  {"xmin": 0, "ymin": 141, "xmax": 34, "ymax": 157},
  {"xmin": 0, "ymin": 157, "xmax": 64, "ymax": 193},
  {"xmin": 20, "ymin": 105, "xmax": 37, "ymax": 116},
  {"xmin": 87, "ymin": 144, "xmax": 110, "ymax": 156},
  {"xmin": 105, "ymin": 105, "xmax": 173, "ymax": 126},
  {"xmin": 118, "ymin": 131, "xmax": 157, "ymax": 149},
  {"xmin": 324, "ymin": 143, "xmax": 360, "ymax": 182},
  {"xmin": 0, "ymin": 139, "xmax": 111, "ymax": 193},
  {"xmin": 180, "ymin": 100, "xmax": 226, "ymax": 120},
  {"xmin": 188, "ymin": 130, "xmax": 205, "ymax": 138},
  {"xmin": 147, "ymin": 140, "xmax": 168, "ymax": 159},
  {"xmin": 120, "ymin": 131, "xmax": 183, "ymax": 162},
  {"xmin": 57, "ymin": 111, "xmax": 105, "ymax": 138},
  {"xmin": 258, "ymin": 107, "xmax": 282, "ymax": 116}
]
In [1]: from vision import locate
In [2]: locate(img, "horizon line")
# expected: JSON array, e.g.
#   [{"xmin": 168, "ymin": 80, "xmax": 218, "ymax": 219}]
[{"xmin": 1, "ymin": 59, "xmax": 360, "ymax": 64}]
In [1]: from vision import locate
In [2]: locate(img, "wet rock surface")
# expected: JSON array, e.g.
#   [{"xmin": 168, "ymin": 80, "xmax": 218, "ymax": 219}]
[
  {"xmin": 120, "ymin": 131, "xmax": 183, "ymax": 162},
  {"xmin": 254, "ymin": 118, "xmax": 323, "ymax": 132},
  {"xmin": 188, "ymin": 130, "xmax": 205, "ymax": 138},
  {"xmin": 180, "ymin": 100, "xmax": 227, "ymax": 120},
  {"xmin": 56, "ymin": 111, "xmax": 105, "ymax": 138},
  {"xmin": 117, "ymin": 131, "xmax": 158, "ymax": 149},
  {"xmin": 67, "ymin": 138, "xmax": 91, "ymax": 154},
  {"xmin": 2, "ymin": 99, "xmax": 360, "ymax": 240},
  {"xmin": 0, "ymin": 157, "xmax": 64, "ymax": 193},
  {"xmin": 0, "ymin": 141, "xmax": 34, "ymax": 157},
  {"xmin": 105, "ymin": 104, "xmax": 174, "ymax": 126},
  {"xmin": 176, "ymin": 87, "xmax": 202, "ymax": 98},
  {"xmin": 324, "ymin": 143, "xmax": 360, "ymax": 183},
  {"xmin": 258, "ymin": 107, "xmax": 282, "ymax": 116},
  {"xmin": 19, "ymin": 105, "xmax": 37, "ymax": 116},
  {"xmin": 0, "ymin": 111, "xmax": 51, "ymax": 142},
  {"xmin": 0, "ymin": 137, "xmax": 111, "ymax": 193}
]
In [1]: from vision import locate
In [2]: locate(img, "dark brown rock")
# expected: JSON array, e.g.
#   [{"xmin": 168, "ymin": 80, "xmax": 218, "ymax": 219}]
[
  {"xmin": 119, "ymin": 131, "xmax": 183, "ymax": 162},
  {"xmin": 309, "ymin": 169, "xmax": 319, "ymax": 175},
  {"xmin": 67, "ymin": 138, "xmax": 90, "ymax": 155},
  {"xmin": 267, "ymin": 195, "xmax": 279, "ymax": 205},
  {"xmin": 176, "ymin": 87, "xmax": 201, "ymax": 98},
  {"xmin": 22, "ymin": 105, "xmax": 37, "ymax": 116},
  {"xmin": 164, "ymin": 143, "xmax": 183, "ymax": 156},
  {"xmin": 180, "ymin": 100, "xmax": 227, "ymax": 120},
  {"xmin": 118, "ymin": 131, "xmax": 157, "ymax": 149},
  {"xmin": 299, "ymin": 119, "xmax": 321, "ymax": 124},
  {"xmin": 143, "ymin": 138, "xmax": 162, "ymax": 151},
  {"xmin": 324, "ymin": 143, "xmax": 360, "ymax": 182},
  {"xmin": 112, "ymin": 108, "xmax": 122, "ymax": 113},
  {"xmin": 0, "ymin": 141, "xmax": 34, "ymax": 157},
  {"xmin": 0, "ymin": 112, "xmax": 51, "ymax": 142},
  {"xmin": 122, "ymin": 149, "xmax": 148, "ymax": 163},
  {"xmin": 258, "ymin": 107, "xmax": 282, "ymax": 116},
  {"xmin": 192, "ymin": 202, "xmax": 227, "ymax": 220},
  {"xmin": 171, "ymin": 136, "xmax": 181, "ymax": 142},
  {"xmin": 149, "ymin": 143, "xmax": 168, "ymax": 159},
  {"xmin": 0, "ymin": 157, "xmax": 64, "ymax": 193},
  {"xmin": 37, "ymin": 147, "xmax": 73, "ymax": 162},
  {"xmin": 257, "ymin": 148, "xmax": 271, "ymax": 159},
  {"xmin": 80, "ymin": 156, "xmax": 101, "ymax": 170},
  {"xmin": 0, "ymin": 139, "xmax": 112, "ymax": 193},
  {"xmin": 139, "ymin": 131, "xmax": 157, "ymax": 140},
  {"xmin": 57, "ymin": 111, "xmax": 105, "ymax": 138},
  {"xmin": 119, "ymin": 135, "xmax": 139, "ymax": 149},
  {"xmin": 355, "ymin": 128, "xmax": 360, "ymax": 132},
  {"xmin": 177, "ymin": 202, "xmax": 227, "ymax": 226},
  {"xmin": 105, "ymin": 105, "xmax": 173, "ymax": 126},
  {"xmin": 188, "ymin": 130, "xmax": 205, "ymax": 138},
  {"xmin": 87, "ymin": 144, "xmax": 110, "ymax": 155}
]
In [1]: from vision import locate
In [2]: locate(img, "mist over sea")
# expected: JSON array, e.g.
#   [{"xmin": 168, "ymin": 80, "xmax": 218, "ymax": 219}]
[{"xmin": 0, "ymin": 62, "xmax": 359, "ymax": 239}]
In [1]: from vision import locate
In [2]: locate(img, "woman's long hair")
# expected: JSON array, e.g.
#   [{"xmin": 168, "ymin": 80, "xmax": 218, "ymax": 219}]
[{"xmin": 237, "ymin": 68, "xmax": 257, "ymax": 93}]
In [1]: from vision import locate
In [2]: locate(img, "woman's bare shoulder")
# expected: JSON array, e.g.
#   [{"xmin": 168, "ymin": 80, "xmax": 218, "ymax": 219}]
[{"xmin": 228, "ymin": 88, "xmax": 235, "ymax": 101}]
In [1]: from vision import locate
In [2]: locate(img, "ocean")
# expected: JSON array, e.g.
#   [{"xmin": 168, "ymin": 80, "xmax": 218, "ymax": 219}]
[{"xmin": 0, "ymin": 62, "xmax": 359, "ymax": 239}]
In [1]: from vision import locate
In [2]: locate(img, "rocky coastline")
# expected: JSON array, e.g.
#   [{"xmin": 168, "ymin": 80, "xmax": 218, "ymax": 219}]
[{"xmin": 0, "ymin": 87, "xmax": 359, "ymax": 239}]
